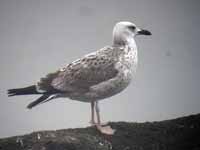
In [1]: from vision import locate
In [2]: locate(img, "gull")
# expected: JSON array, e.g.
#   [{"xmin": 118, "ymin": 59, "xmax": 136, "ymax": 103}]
[{"xmin": 8, "ymin": 21, "xmax": 151, "ymax": 135}]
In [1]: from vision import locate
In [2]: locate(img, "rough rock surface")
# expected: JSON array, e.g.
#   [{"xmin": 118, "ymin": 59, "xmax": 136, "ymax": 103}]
[{"xmin": 0, "ymin": 114, "xmax": 200, "ymax": 150}]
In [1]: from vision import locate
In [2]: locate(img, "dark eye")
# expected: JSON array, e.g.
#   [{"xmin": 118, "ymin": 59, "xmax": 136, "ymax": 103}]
[{"xmin": 128, "ymin": 26, "xmax": 136, "ymax": 31}]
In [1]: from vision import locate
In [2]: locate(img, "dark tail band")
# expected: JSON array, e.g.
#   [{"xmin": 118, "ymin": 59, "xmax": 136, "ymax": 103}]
[
  {"xmin": 27, "ymin": 94, "xmax": 50, "ymax": 109},
  {"xmin": 8, "ymin": 85, "xmax": 40, "ymax": 96}
]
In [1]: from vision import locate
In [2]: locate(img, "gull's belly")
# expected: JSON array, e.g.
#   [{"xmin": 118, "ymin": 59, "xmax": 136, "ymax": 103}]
[
  {"xmin": 88, "ymin": 71, "xmax": 133, "ymax": 100},
  {"xmin": 66, "ymin": 68, "xmax": 134, "ymax": 102},
  {"xmin": 72, "ymin": 66, "xmax": 134, "ymax": 102}
]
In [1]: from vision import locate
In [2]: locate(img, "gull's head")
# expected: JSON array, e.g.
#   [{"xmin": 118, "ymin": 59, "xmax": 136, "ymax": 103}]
[{"xmin": 113, "ymin": 21, "xmax": 151, "ymax": 46}]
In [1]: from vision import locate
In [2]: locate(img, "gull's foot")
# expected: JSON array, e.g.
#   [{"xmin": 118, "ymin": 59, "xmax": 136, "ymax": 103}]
[
  {"xmin": 89, "ymin": 121, "xmax": 108, "ymax": 126},
  {"xmin": 96, "ymin": 125, "xmax": 115, "ymax": 135},
  {"xmin": 99, "ymin": 122, "xmax": 108, "ymax": 126}
]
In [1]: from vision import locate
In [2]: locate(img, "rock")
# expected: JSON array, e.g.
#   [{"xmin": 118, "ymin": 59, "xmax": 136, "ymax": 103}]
[{"xmin": 0, "ymin": 114, "xmax": 200, "ymax": 150}]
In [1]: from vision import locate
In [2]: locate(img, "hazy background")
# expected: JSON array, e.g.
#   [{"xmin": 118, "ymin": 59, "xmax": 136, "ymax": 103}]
[{"xmin": 0, "ymin": 0, "xmax": 200, "ymax": 138}]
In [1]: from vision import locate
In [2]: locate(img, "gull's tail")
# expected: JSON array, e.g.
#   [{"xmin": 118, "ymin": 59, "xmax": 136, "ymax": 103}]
[
  {"xmin": 27, "ymin": 94, "xmax": 50, "ymax": 109},
  {"xmin": 7, "ymin": 85, "xmax": 40, "ymax": 96},
  {"xmin": 8, "ymin": 85, "xmax": 59, "ymax": 109}
]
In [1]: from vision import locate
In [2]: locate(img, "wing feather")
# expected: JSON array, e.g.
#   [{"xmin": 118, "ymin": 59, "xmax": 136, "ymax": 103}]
[
  {"xmin": 52, "ymin": 47, "xmax": 119, "ymax": 92},
  {"xmin": 37, "ymin": 46, "xmax": 120, "ymax": 93}
]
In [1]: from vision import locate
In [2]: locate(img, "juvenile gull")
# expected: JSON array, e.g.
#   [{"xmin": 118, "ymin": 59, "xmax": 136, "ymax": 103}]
[{"xmin": 8, "ymin": 21, "xmax": 151, "ymax": 135}]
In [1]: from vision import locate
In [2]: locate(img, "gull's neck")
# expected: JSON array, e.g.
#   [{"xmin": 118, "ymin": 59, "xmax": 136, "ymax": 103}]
[
  {"xmin": 126, "ymin": 37, "xmax": 137, "ymax": 50},
  {"xmin": 113, "ymin": 36, "xmax": 137, "ymax": 50}
]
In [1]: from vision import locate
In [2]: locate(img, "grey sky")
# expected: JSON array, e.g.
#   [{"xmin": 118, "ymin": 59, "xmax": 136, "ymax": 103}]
[{"xmin": 0, "ymin": 0, "xmax": 200, "ymax": 138}]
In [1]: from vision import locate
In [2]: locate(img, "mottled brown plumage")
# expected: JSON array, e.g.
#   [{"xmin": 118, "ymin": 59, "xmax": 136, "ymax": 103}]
[{"xmin": 8, "ymin": 21, "xmax": 151, "ymax": 135}]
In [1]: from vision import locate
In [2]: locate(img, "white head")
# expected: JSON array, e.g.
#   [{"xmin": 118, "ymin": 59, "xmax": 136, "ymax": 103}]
[{"xmin": 113, "ymin": 21, "xmax": 151, "ymax": 46}]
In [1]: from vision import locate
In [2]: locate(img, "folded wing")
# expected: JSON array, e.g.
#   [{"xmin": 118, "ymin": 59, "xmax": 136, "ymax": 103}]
[{"xmin": 37, "ymin": 47, "xmax": 119, "ymax": 93}]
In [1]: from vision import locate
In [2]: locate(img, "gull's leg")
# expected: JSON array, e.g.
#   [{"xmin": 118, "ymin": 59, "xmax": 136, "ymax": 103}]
[
  {"xmin": 89, "ymin": 101, "xmax": 107, "ymax": 126},
  {"xmin": 95, "ymin": 101, "xmax": 115, "ymax": 135},
  {"xmin": 95, "ymin": 101, "xmax": 108, "ymax": 125},
  {"xmin": 89, "ymin": 101, "xmax": 96, "ymax": 125},
  {"xmin": 95, "ymin": 101, "xmax": 101, "ymax": 124}
]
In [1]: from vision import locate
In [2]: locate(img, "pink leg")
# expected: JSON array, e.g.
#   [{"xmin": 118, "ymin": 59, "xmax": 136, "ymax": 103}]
[
  {"xmin": 95, "ymin": 101, "xmax": 101, "ymax": 124},
  {"xmin": 95, "ymin": 101, "xmax": 115, "ymax": 135},
  {"xmin": 89, "ymin": 101, "xmax": 96, "ymax": 125}
]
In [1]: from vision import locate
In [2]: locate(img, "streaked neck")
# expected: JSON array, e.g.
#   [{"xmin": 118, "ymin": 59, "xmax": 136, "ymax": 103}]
[
  {"xmin": 126, "ymin": 37, "xmax": 137, "ymax": 50},
  {"xmin": 113, "ymin": 36, "xmax": 137, "ymax": 50}
]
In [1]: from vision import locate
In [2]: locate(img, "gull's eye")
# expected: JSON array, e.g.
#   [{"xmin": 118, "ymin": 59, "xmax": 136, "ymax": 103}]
[{"xmin": 128, "ymin": 26, "xmax": 136, "ymax": 31}]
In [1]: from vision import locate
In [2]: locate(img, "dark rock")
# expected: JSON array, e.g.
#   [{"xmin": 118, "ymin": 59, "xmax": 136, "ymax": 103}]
[{"xmin": 0, "ymin": 114, "xmax": 200, "ymax": 150}]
